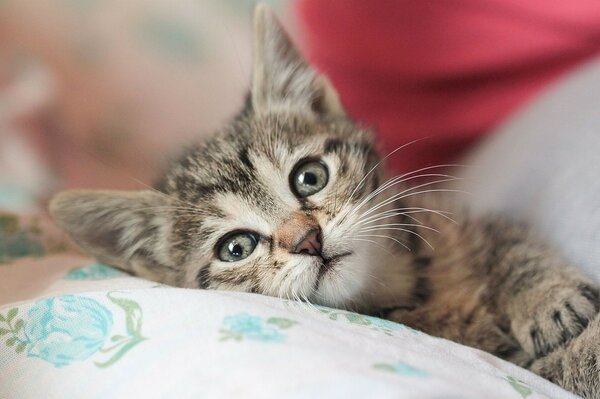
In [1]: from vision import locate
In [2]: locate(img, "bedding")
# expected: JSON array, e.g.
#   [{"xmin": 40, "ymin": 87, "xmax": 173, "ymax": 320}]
[{"xmin": 0, "ymin": 216, "xmax": 578, "ymax": 398}]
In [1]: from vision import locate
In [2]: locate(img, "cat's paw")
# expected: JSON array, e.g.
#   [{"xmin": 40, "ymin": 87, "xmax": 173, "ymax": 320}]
[
  {"xmin": 530, "ymin": 312, "xmax": 600, "ymax": 398},
  {"xmin": 513, "ymin": 283, "xmax": 600, "ymax": 358}
]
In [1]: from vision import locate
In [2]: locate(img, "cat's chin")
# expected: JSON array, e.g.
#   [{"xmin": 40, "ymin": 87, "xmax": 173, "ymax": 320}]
[{"xmin": 309, "ymin": 253, "xmax": 374, "ymax": 310}]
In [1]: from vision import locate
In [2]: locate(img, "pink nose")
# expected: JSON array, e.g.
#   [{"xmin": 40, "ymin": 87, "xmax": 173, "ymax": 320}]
[{"xmin": 292, "ymin": 228, "xmax": 322, "ymax": 256}]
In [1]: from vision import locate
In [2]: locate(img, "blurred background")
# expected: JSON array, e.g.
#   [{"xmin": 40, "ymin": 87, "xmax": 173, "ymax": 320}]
[
  {"xmin": 1, "ymin": 0, "xmax": 600, "ymax": 212},
  {"xmin": 0, "ymin": 0, "xmax": 288, "ymax": 211}
]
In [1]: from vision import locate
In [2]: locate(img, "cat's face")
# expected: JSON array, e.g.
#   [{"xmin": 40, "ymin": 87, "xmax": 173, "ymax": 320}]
[
  {"xmin": 50, "ymin": 5, "xmax": 400, "ymax": 308},
  {"xmin": 161, "ymin": 111, "xmax": 382, "ymax": 307}
]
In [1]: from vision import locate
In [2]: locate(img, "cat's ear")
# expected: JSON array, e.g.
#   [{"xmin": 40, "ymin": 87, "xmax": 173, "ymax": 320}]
[
  {"xmin": 49, "ymin": 190, "xmax": 178, "ymax": 284},
  {"xmin": 250, "ymin": 4, "xmax": 345, "ymax": 117}
]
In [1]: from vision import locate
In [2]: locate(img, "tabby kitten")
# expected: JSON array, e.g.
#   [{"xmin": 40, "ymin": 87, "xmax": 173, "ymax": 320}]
[{"xmin": 50, "ymin": 5, "xmax": 600, "ymax": 397}]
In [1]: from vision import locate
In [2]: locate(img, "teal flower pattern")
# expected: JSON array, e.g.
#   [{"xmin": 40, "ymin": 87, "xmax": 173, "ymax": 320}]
[
  {"xmin": 0, "ymin": 293, "xmax": 146, "ymax": 368},
  {"xmin": 373, "ymin": 361, "xmax": 429, "ymax": 377},
  {"xmin": 317, "ymin": 306, "xmax": 418, "ymax": 335},
  {"xmin": 220, "ymin": 313, "xmax": 297, "ymax": 342},
  {"xmin": 64, "ymin": 262, "xmax": 127, "ymax": 280},
  {"xmin": 24, "ymin": 295, "xmax": 113, "ymax": 367},
  {"xmin": 362, "ymin": 315, "xmax": 403, "ymax": 330}
]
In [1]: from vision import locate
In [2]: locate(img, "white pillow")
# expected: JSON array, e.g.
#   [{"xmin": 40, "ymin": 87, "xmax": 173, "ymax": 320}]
[{"xmin": 0, "ymin": 262, "xmax": 575, "ymax": 399}]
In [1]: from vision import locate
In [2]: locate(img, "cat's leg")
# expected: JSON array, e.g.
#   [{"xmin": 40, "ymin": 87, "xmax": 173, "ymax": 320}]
[
  {"xmin": 530, "ymin": 313, "xmax": 600, "ymax": 398},
  {"xmin": 467, "ymin": 221, "xmax": 600, "ymax": 362},
  {"xmin": 386, "ymin": 305, "xmax": 534, "ymax": 367},
  {"xmin": 449, "ymin": 221, "xmax": 600, "ymax": 396},
  {"xmin": 494, "ymin": 251, "xmax": 600, "ymax": 361}
]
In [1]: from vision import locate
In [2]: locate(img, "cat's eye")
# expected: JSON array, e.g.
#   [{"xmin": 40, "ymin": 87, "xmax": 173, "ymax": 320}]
[
  {"xmin": 290, "ymin": 159, "xmax": 329, "ymax": 198},
  {"xmin": 217, "ymin": 232, "xmax": 259, "ymax": 262}
]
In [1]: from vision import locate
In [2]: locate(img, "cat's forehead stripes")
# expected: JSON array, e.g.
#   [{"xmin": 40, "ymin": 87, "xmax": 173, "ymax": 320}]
[
  {"xmin": 162, "ymin": 113, "xmax": 381, "ymax": 277},
  {"xmin": 168, "ymin": 117, "xmax": 320, "ymax": 196},
  {"xmin": 211, "ymin": 191, "xmax": 275, "ymax": 235}
]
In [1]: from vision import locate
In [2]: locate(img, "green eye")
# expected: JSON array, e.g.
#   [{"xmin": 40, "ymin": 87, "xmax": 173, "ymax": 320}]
[
  {"xmin": 291, "ymin": 159, "xmax": 329, "ymax": 198},
  {"xmin": 217, "ymin": 232, "xmax": 259, "ymax": 262}
]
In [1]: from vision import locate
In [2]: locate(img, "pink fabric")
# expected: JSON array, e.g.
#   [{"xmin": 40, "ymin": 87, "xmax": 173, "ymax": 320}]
[{"xmin": 297, "ymin": 0, "xmax": 600, "ymax": 173}]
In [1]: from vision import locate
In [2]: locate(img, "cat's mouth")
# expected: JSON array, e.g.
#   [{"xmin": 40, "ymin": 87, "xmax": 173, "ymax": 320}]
[{"xmin": 317, "ymin": 251, "xmax": 353, "ymax": 281}]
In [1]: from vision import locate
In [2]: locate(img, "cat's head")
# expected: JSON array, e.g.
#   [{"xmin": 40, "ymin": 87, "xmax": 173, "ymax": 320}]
[{"xmin": 50, "ymin": 5, "xmax": 408, "ymax": 308}]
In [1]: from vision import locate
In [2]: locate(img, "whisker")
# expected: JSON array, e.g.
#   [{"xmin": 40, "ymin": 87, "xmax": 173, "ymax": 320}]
[
  {"xmin": 349, "ymin": 237, "xmax": 394, "ymax": 255},
  {"xmin": 358, "ymin": 207, "xmax": 458, "ymax": 227},
  {"xmin": 395, "ymin": 188, "xmax": 467, "ymax": 203},
  {"xmin": 351, "ymin": 171, "xmax": 462, "ymax": 215},
  {"xmin": 355, "ymin": 233, "xmax": 410, "ymax": 251},
  {"xmin": 339, "ymin": 163, "xmax": 465, "ymax": 224},
  {"xmin": 360, "ymin": 178, "xmax": 463, "ymax": 218},
  {"xmin": 358, "ymin": 226, "xmax": 435, "ymax": 250},
  {"xmin": 357, "ymin": 209, "xmax": 449, "ymax": 227},
  {"xmin": 359, "ymin": 222, "xmax": 438, "ymax": 233},
  {"xmin": 342, "ymin": 138, "xmax": 433, "ymax": 212},
  {"xmin": 401, "ymin": 212, "xmax": 427, "ymax": 226}
]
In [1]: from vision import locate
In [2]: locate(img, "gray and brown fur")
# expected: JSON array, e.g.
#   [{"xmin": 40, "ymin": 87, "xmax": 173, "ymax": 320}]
[{"xmin": 50, "ymin": 5, "xmax": 600, "ymax": 397}]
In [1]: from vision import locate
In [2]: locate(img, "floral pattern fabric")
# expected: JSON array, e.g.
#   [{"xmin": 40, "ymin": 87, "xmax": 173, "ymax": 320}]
[
  {"xmin": 0, "ymin": 261, "xmax": 579, "ymax": 399},
  {"xmin": 24, "ymin": 295, "xmax": 113, "ymax": 367}
]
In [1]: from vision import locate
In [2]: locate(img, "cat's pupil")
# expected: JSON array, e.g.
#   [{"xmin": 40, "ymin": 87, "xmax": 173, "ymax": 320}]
[
  {"xmin": 228, "ymin": 242, "xmax": 243, "ymax": 257},
  {"xmin": 301, "ymin": 172, "xmax": 317, "ymax": 186}
]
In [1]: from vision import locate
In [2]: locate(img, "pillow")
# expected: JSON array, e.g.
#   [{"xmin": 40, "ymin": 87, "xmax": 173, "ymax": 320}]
[{"xmin": 0, "ymin": 259, "xmax": 576, "ymax": 398}]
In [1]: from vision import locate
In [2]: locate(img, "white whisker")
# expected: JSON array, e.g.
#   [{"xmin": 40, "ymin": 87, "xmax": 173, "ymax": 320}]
[
  {"xmin": 341, "ymin": 138, "xmax": 433, "ymax": 212},
  {"xmin": 355, "ymin": 233, "xmax": 410, "ymax": 251},
  {"xmin": 360, "ymin": 178, "xmax": 462, "ymax": 218},
  {"xmin": 349, "ymin": 237, "xmax": 394, "ymax": 255},
  {"xmin": 357, "ymin": 207, "xmax": 457, "ymax": 227},
  {"xmin": 358, "ymin": 226, "xmax": 435, "ymax": 250},
  {"xmin": 359, "ymin": 222, "xmax": 438, "ymax": 233},
  {"xmin": 352, "ymin": 172, "xmax": 462, "ymax": 215}
]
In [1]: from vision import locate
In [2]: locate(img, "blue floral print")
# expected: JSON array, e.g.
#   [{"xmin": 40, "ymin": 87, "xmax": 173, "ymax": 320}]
[
  {"xmin": 64, "ymin": 262, "xmax": 127, "ymax": 280},
  {"xmin": 1, "ymin": 293, "xmax": 146, "ymax": 368},
  {"xmin": 24, "ymin": 295, "xmax": 113, "ymax": 367},
  {"xmin": 373, "ymin": 361, "xmax": 428, "ymax": 377},
  {"xmin": 362, "ymin": 315, "xmax": 404, "ymax": 331},
  {"xmin": 317, "ymin": 306, "xmax": 418, "ymax": 335},
  {"xmin": 220, "ymin": 313, "xmax": 297, "ymax": 342}
]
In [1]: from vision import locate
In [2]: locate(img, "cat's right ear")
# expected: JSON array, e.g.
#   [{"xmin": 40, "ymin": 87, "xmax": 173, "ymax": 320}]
[
  {"xmin": 249, "ymin": 3, "xmax": 345, "ymax": 117},
  {"xmin": 49, "ymin": 190, "xmax": 179, "ymax": 284}
]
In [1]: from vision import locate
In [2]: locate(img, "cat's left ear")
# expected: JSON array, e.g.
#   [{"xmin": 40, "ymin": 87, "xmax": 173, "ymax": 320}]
[
  {"xmin": 49, "ymin": 190, "xmax": 179, "ymax": 284},
  {"xmin": 250, "ymin": 4, "xmax": 345, "ymax": 117}
]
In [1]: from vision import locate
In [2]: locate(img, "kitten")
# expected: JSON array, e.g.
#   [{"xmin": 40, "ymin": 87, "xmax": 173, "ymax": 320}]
[{"xmin": 50, "ymin": 5, "xmax": 600, "ymax": 397}]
